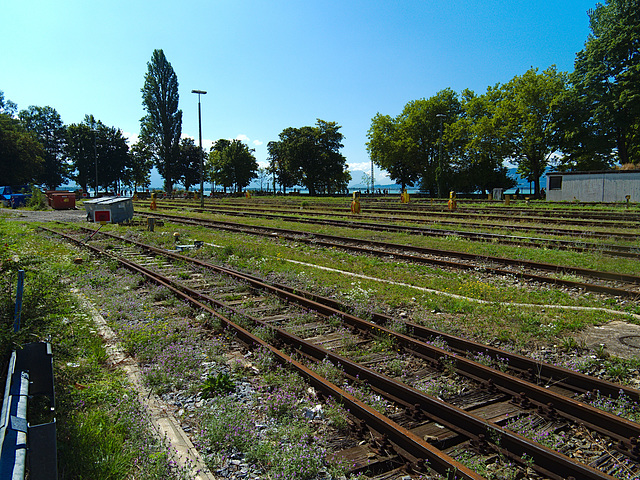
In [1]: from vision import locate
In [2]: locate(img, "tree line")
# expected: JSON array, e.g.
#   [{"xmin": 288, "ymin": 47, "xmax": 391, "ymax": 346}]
[
  {"xmin": 1, "ymin": 47, "xmax": 348, "ymax": 196},
  {"xmin": 367, "ymin": 0, "xmax": 639, "ymax": 198},
  {"xmin": 2, "ymin": 0, "xmax": 637, "ymax": 196}
]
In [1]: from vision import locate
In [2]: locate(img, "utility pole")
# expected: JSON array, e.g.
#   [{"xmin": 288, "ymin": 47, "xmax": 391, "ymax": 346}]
[{"xmin": 191, "ymin": 89, "xmax": 207, "ymax": 207}]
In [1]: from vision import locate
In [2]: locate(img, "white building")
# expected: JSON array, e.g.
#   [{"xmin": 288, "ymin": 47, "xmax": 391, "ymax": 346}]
[{"xmin": 546, "ymin": 170, "xmax": 640, "ymax": 202}]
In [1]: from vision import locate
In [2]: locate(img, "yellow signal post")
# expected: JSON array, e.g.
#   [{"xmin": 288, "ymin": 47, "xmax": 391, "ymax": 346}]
[
  {"xmin": 448, "ymin": 191, "xmax": 457, "ymax": 211},
  {"xmin": 351, "ymin": 191, "xmax": 361, "ymax": 214},
  {"xmin": 150, "ymin": 192, "xmax": 157, "ymax": 210},
  {"xmin": 401, "ymin": 189, "xmax": 410, "ymax": 204}
]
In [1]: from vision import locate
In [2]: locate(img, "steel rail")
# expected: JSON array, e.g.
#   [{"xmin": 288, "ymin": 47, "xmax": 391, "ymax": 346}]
[
  {"xmin": 215, "ymin": 270, "xmax": 640, "ymax": 404},
  {"xmin": 43, "ymin": 226, "xmax": 620, "ymax": 480},
  {"xmin": 39, "ymin": 226, "xmax": 484, "ymax": 480},
  {"xmin": 69, "ymin": 226, "xmax": 640, "ymax": 453},
  {"xmin": 144, "ymin": 212, "xmax": 640, "ymax": 298}
]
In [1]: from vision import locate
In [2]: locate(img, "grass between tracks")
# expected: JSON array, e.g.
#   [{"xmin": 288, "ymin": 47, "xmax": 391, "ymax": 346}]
[
  {"xmin": 0, "ymin": 219, "xmax": 191, "ymax": 480},
  {"xmin": 59, "ymin": 208, "xmax": 640, "ymax": 377},
  {"xmin": 110, "ymin": 215, "xmax": 638, "ymax": 345},
  {"xmin": 0, "ymin": 216, "xmax": 363, "ymax": 480},
  {"xmin": 3, "ymin": 197, "xmax": 640, "ymax": 479}
]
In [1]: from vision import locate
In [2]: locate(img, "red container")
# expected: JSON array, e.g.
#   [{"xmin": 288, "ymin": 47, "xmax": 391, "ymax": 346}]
[{"xmin": 50, "ymin": 192, "xmax": 76, "ymax": 210}]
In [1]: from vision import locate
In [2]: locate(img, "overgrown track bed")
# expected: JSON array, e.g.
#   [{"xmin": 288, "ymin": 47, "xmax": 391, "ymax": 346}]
[
  {"xmin": 143, "ymin": 212, "xmax": 640, "ymax": 300},
  {"xmin": 42, "ymin": 224, "xmax": 640, "ymax": 480},
  {"xmin": 168, "ymin": 197, "xmax": 640, "ymax": 222},
  {"xmin": 137, "ymin": 199, "xmax": 640, "ymax": 246}
]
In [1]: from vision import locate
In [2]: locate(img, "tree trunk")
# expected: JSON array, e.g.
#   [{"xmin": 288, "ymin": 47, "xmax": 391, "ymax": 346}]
[{"xmin": 617, "ymin": 127, "xmax": 630, "ymax": 165}]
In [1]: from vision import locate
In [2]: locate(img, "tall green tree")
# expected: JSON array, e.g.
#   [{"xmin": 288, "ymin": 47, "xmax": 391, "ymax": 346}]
[
  {"xmin": 127, "ymin": 141, "xmax": 154, "ymax": 192},
  {"xmin": 446, "ymin": 88, "xmax": 515, "ymax": 193},
  {"xmin": 98, "ymin": 122, "xmax": 129, "ymax": 193},
  {"xmin": 209, "ymin": 140, "xmax": 257, "ymax": 193},
  {"xmin": 552, "ymin": 85, "xmax": 616, "ymax": 171},
  {"xmin": 266, "ymin": 140, "xmax": 296, "ymax": 193},
  {"xmin": 65, "ymin": 122, "xmax": 94, "ymax": 192},
  {"xmin": 178, "ymin": 137, "xmax": 202, "ymax": 191},
  {"xmin": 0, "ymin": 113, "xmax": 44, "ymax": 185},
  {"xmin": 367, "ymin": 89, "xmax": 461, "ymax": 196},
  {"xmin": 270, "ymin": 120, "xmax": 349, "ymax": 195},
  {"xmin": 566, "ymin": 0, "xmax": 640, "ymax": 165},
  {"xmin": 0, "ymin": 91, "xmax": 17, "ymax": 116},
  {"xmin": 65, "ymin": 116, "xmax": 129, "ymax": 193},
  {"xmin": 493, "ymin": 66, "xmax": 567, "ymax": 197},
  {"xmin": 19, "ymin": 105, "xmax": 69, "ymax": 189},
  {"xmin": 313, "ymin": 120, "xmax": 351, "ymax": 194},
  {"xmin": 403, "ymin": 90, "xmax": 461, "ymax": 196},
  {"xmin": 207, "ymin": 139, "xmax": 231, "ymax": 192},
  {"xmin": 140, "ymin": 49, "xmax": 183, "ymax": 192},
  {"xmin": 367, "ymin": 113, "xmax": 418, "ymax": 191}
]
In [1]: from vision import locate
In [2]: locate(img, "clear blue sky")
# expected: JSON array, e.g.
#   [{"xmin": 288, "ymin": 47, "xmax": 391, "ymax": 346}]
[{"xmin": 1, "ymin": 0, "xmax": 595, "ymax": 186}]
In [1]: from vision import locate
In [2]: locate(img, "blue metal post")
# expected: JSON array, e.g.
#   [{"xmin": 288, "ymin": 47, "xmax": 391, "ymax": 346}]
[{"xmin": 13, "ymin": 270, "xmax": 24, "ymax": 333}]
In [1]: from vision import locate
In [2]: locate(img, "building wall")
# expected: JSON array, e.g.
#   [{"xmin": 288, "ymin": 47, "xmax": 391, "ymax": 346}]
[{"xmin": 546, "ymin": 171, "xmax": 640, "ymax": 202}]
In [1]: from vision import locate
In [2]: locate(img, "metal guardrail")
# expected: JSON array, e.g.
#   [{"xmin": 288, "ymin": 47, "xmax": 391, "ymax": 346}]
[{"xmin": 0, "ymin": 342, "xmax": 57, "ymax": 480}]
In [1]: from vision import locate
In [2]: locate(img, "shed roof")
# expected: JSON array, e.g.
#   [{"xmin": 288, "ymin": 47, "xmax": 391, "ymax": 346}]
[{"xmin": 83, "ymin": 196, "xmax": 132, "ymax": 205}]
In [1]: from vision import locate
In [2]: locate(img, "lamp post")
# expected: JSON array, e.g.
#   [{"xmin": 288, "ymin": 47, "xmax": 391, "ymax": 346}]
[
  {"xmin": 370, "ymin": 157, "xmax": 374, "ymax": 195},
  {"xmin": 191, "ymin": 89, "xmax": 207, "ymax": 207},
  {"xmin": 436, "ymin": 113, "xmax": 446, "ymax": 198},
  {"xmin": 93, "ymin": 128, "xmax": 98, "ymax": 197}
]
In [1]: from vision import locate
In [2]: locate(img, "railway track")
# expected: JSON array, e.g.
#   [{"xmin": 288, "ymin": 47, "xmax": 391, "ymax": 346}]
[
  {"xmin": 42, "ymin": 224, "xmax": 640, "ymax": 480},
  {"xmin": 137, "ymin": 199, "xmax": 640, "ymax": 247},
  {"xmin": 142, "ymin": 211, "xmax": 640, "ymax": 300},
  {"xmin": 145, "ymin": 198, "xmax": 640, "ymax": 229}
]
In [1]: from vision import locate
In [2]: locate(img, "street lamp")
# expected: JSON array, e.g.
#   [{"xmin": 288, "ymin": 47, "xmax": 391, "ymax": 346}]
[
  {"xmin": 191, "ymin": 89, "xmax": 207, "ymax": 207},
  {"xmin": 436, "ymin": 113, "xmax": 446, "ymax": 198},
  {"xmin": 370, "ymin": 157, "xmax": 374, "ymax": 195},
  {"xmin": 93, "ymin": 128, "xmax": 98, "ymax": 197}
]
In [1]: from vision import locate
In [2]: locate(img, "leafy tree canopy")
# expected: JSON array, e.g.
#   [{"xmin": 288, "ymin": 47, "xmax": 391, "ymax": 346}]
[
  {"xmin": 65, "ymin": 115, "xmax": 129, "ymax": 193},
  {"xmin": 19, "ymin": 105, "xmax": 69, "ymax": 189},
  {"xmin": 209, "ymin": 139, "xmax": 258, "ymax": 193},
  {"xmin": 563, "ymin": 0, "xmax": 640, "ymax": 166},
  {"xmin": 0, "ymin": 113, "xmax": 44, "ymax": 186},
  {"xmin": 271, "ymin": 119, "xmax": 350, "ymax": 195},
  {"xmin": 178, "ymin": 137, "xmax": 203, "ymax": 191},
  {"xmin": 140, "ymin": 49, "xmax": 182, "ymax": 192},
  {"xmin": 491, "ymin": 66, "xmax": 567, "ymax": 197},
  {"xmin": 0, "ymin": 91, "xmax": 17, "ymax": 117}
]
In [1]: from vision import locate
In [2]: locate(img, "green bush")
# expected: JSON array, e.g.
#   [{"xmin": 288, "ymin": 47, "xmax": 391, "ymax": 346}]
[{"xmin": 27, "ymin": 187, "xmax": 47, "ymax": 210}]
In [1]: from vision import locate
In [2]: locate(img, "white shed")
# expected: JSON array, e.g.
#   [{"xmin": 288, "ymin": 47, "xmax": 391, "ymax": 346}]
[{"xmin": 546, "ymin": 170, "xmax": 640, "ymax": 202}]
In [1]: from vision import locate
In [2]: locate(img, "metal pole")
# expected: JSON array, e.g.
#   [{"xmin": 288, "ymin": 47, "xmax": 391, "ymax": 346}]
[
  {"xmin": 192, "ymin": 90, "xmax": 207, "ymax": 208},
  {"xmin": 13, "ymin": 270, "xmax": 24, "ymax": 332},
  {"xmin": 371, "ymin": 158, "xmax": 374, "ymax": 195},
  {"xmin": 198, "ymin": 98, "xmax": 203, "ymax": 207},
  {"xmin": 94, "ymin": 128, "xmax": 98, "ymax": 197}
]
